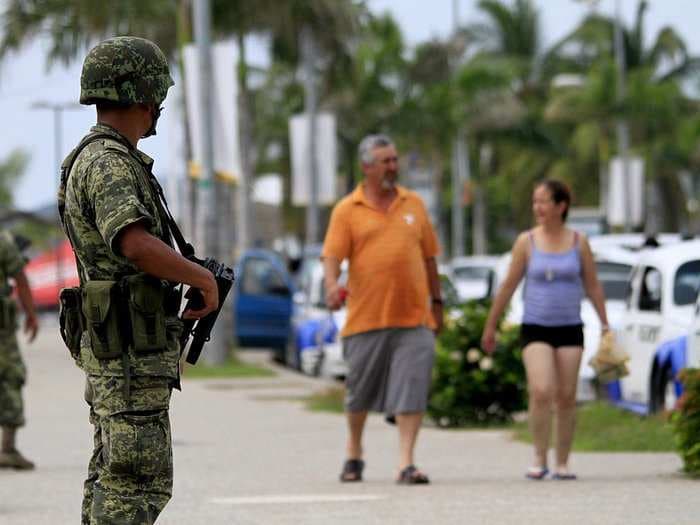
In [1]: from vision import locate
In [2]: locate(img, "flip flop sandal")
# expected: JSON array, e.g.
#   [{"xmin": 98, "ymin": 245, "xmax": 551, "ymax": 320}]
[
  {"xmin": 525, "ymin": 466, "xmax": 549, "ymax": 480},
  {"xmin": 552, "ymin": 472, "xmax": 577, "ymax": 480},
  {"xmin": 339, "ymin": 459, "xmax": 364, "ymax": 482},
  {"xmin": 397, "ymin": 465, "xmax": 430, "ymax": 485}
]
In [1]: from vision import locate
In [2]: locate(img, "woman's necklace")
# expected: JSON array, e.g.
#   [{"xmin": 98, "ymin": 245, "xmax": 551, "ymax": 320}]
[{"xmin": 545, "ymin": 267, "xmax": 555, "ymax": 282}]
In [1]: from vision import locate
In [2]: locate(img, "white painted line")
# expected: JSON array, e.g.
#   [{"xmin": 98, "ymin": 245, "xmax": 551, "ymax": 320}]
[{"xmin": 210, "ymin": 494, "xmax": 387, "ymax": 505}]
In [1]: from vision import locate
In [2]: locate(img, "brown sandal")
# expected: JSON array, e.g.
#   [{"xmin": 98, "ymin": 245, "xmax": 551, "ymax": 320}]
[
  {"xmin": 339, "ymin": 459, "xmax": 364, "ymax": 482},
  {"xmin": 397, "ymin": 465, "xmax": 430, "ymax": 485}
]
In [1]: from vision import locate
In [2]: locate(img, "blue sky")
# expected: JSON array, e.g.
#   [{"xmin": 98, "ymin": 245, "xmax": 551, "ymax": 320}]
[{"xmin": 1, "ymin": 0, "xmax": 699, "ymax": 210}]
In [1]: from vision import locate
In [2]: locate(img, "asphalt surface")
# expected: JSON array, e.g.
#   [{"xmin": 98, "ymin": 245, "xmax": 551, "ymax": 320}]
[{"xmin": 2, "ymin": 314, "xmax": 699, "ymax": 524}]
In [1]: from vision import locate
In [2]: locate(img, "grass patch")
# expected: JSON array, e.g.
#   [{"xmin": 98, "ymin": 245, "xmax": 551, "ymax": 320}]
[
  {"xmin": 182, "ymin": 354, "xmax": 275, "ymax": 379},
  {"xmin": 512, "ymin": 402, "xmax": 676, "ymax": 452},
  {"xmin": 305, "ymin": 387, "xmax": 346, "ymax": 413}
]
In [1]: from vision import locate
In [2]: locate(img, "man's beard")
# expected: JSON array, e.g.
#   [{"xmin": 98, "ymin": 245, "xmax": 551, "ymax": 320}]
[{"xmin": 381, "ymin": 173, "xmax": 398, "ymax": 190}]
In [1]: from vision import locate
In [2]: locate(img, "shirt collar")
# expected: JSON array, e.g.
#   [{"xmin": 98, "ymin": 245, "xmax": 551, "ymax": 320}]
[
  {"xmin": 90, "ymin": 123, "xmax": 154, "ymax": 168},
  {"xmin": 351, "ymin": 183, "xmax": 408, "ymax": 205}
]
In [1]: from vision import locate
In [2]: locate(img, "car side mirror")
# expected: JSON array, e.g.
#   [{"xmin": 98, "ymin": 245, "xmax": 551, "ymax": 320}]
[{"xmin": 268, "ymin": 284, "xmax": 291, "ymax": 297}]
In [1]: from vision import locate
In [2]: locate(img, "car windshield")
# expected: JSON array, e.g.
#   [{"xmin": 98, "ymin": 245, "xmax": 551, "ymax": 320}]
[
  {"xmin": 674, "ymin": 260, "xmax": 700, "ymax": 306},
  {"xmin": 596, "ymin": 261, "xmax": 632, "ymax": 301},
  {"xmin": 453, "ymin": 266, "xmax": 492, "ymax": 280}
]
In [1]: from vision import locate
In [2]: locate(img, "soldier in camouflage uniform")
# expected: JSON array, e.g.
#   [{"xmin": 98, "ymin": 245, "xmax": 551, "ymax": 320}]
[
  {"xmin": 60, "ymin": 37, "xmax": 218, "ymax": 524},
  {"xmin": 0, "ymin": 230, "xmax": 39, "ymax": 470}
]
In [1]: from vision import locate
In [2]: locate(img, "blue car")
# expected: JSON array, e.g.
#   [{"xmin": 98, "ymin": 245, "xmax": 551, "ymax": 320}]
[{"xmin": 232, "ymin": 249, "xmax": 295, "ymax": 363}]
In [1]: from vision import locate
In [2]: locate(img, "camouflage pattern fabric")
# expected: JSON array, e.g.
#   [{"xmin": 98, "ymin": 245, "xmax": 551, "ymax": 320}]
[
  {"xmin": 0, "ymin": 230, "xmax": 26, "ymax": 428},
  {"xmin": 64, "ymin": 37, "xmax": 178, "ymax": 520},
  {"xmin": 82, "ymin": 375, "xmax": 172, "ymax": 524},
  {"xmin": 80, "ymin": 37, "xmax": 174, "ymax": 106},
  {"xmin": 61, "ymin": 123, "xmax": 181, "ymax": 380}
]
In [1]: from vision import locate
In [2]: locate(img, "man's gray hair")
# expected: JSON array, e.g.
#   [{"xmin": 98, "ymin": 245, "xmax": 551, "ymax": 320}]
[{"xmin": 358, "ymin": 134, "xmax": 394, "ymax": 165}]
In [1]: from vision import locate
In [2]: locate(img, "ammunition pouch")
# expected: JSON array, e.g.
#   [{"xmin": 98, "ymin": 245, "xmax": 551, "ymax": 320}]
[
  {"xmin": 82, "ymin": 280, "xmax": 125, "ymax": 360},
  {"xmin": 0, "ymin": 296, "xmax": 17, "ymax": 332},
  {"xmin": 59, "ymin": 287, "xmax": 84, "ymax": 357},
  {"xmin": 125, "ymin": 274, "xmax": 168, "ymax": 353},
  {"xmin": 76, "ymin": 275, "xmax": 178, "ymax": 360}
]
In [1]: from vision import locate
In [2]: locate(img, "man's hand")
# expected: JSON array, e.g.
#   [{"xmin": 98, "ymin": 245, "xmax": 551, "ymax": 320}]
[
  {"xmin": 182, "ymin": 272, "xmax": 219, "ymax": 320},
  {"xmin": 432, "ymin": 303, "xmax": 444, "ymax": 334},
  {"xmin": 325, "ymin": 281, "xmax": 346, "ymax": 311},
  {"xmin": 24, "ymin": 313, "xmax": 38, "ymax": 343}
]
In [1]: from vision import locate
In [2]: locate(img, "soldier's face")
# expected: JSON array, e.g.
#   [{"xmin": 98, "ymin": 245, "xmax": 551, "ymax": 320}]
[{"xmin": 142, "ymin": 104, "xmax": 163, "ymax": 138}]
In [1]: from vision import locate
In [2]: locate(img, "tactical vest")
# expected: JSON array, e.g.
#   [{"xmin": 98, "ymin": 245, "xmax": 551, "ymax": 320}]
[{"xmin": 58, "ymin": 131, "xmax": 184, "ymax": 392}]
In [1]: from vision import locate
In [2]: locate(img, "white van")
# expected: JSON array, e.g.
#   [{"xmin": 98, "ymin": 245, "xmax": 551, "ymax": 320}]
[{"xmin": 613, "ymin": 240, "xmax": 700, "ymax": 413}]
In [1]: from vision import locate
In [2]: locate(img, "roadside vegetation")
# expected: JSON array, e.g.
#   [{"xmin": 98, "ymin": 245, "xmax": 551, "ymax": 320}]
[
  {"xmin": 513, "ymin": 402, "xmax": 676, "ymax": 452},
  {"xmin": 182, "ymin": 352, "xmax": 275, "ymax": 379}
]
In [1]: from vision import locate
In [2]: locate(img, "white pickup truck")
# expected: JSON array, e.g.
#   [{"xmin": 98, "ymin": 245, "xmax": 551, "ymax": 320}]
[{"xmin": 612, "ymin": 240, "xmax": 700, "ymax": 413}]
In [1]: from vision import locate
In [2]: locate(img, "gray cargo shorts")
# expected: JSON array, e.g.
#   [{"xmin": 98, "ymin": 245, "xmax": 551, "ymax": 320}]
[{"xmin": 343, "ymin": 326, "xmax": 435, "ymax": 415}]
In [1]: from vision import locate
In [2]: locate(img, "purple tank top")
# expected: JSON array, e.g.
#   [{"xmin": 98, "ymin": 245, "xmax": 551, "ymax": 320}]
[{"xmin": 522, "ymin": 231, "xmax": 583, "ymax": 326}]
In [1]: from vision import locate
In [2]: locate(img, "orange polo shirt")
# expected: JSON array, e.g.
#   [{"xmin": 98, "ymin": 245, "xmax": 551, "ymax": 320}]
[{"xmin": 322, "ymin": 184, "xmax": 440, "ymax": 337}]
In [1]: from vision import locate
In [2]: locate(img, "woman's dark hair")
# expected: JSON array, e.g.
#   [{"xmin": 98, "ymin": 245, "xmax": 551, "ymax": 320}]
[{"xmin": 536, "ymin": 179, "xmax": 572, "ymax": 221}]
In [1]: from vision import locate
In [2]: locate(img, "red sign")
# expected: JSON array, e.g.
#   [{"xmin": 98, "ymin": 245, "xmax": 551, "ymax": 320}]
[{"xmin": 24, "ymin": 240, "xmax": 79, "ymax": 308}]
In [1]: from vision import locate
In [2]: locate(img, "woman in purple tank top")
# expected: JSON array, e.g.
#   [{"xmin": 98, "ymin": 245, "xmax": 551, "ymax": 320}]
[{"xmin": 481, "ymin": 180, "xmax": 609, "ymax": 480}]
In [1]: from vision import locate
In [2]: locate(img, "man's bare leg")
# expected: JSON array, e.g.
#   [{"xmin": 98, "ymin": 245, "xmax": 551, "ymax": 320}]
[
  {"xmin": 396, "ymin": 412, "xmax": 423, "ymax": 470},
  {"xmin": 346, "ymin": 410, "xmax": 368, "ymax": 460}
]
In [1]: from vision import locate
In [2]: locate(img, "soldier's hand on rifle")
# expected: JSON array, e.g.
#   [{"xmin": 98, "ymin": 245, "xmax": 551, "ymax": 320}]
[{"xmin": 182, "ymin": 272, "xmax": 218, "ymax": 320}]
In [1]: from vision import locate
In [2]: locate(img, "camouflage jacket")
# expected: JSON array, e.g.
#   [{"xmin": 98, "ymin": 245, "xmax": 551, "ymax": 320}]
[
  {"xmin": 60, "ymin": 123, "xmax": 180, "ymax": 379},
  {"xmin": 0, "ymin": 230, "xmax": 24, "ymax": 297}
]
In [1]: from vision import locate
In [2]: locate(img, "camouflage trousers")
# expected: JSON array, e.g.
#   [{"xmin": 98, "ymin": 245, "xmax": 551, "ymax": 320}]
[
  {"xmin": 0, "ymin": 334, "xmax": 25, "ymax": 428},
  {"xmin": 82, "ymin": 374, "xmax": 173, "ymax": 525}
]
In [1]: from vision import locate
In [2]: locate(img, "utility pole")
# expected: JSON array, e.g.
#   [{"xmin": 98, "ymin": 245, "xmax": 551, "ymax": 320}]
[
  {"xmin": 31, "ymin": 101, "xmax": 81, "ymax": 291},
  {"xmin": 302, "ymin": 25, "xmax": 320, "ymax": 246},
  {"xmin": 613, "ymin": 0, "xmax": 632, "ymax": 232},
  {"xmin": 451, "ymin": 0, "xmax": 470, "ymax": 258},
  {"xmin": 193, "ymin": 0, "xmax": 227, "ymax": 365}
]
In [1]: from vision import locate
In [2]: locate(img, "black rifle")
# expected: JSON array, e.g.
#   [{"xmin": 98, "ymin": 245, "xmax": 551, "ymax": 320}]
[{"xmin": 179, "ymin": 256, "xmax": 235, "ymax": 365}]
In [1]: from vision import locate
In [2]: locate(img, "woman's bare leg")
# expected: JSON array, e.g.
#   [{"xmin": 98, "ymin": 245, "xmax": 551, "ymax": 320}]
[
  {"xmin": 553, "ymin": 346, "xmax": 584, "ymax": 474},
  {"xmin": 523, "ymin": 343, "xmax": 556, "ymax": 469}
]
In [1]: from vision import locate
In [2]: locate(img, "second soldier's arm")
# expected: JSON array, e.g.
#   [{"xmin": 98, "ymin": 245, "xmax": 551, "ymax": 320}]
[
  {"xmin": 13, "ymin": 271, "xmax": 38, "ymax": 342},
  {"xmin": 117, "ymin": 221, "xmax": 218, "ymax": 320}
]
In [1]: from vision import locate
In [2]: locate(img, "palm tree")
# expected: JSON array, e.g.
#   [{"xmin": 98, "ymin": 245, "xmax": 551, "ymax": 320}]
[
  {"xmin": 543, "ymin": 0, "xmax": 700, "ymax": 230},
  {"xmin": 544, "ymin": 0, "xmax": 700, "ymax": 82},
  {"xmin": 0, "ymin": 149, "xmax": 29, "ymax": 208}
]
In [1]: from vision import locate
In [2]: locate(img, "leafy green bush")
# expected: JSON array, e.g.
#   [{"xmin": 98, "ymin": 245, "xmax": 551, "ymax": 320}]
[
  {"xmin": 673, "ymin": 368, "xmax": 700, "ymax": 477},
  {"xmin": 428, "ymin": 300, "xmax": 526, "ymax": 427}
]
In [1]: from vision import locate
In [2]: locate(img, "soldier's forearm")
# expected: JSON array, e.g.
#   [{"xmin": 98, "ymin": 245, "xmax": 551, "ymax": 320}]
[
  {"xmin": 119, "ymin": 223, "xmax": 212, "ymax": 290},
  {"xmin": 13, "ymin": 272, "xmax": 36, "ymax": 319}
]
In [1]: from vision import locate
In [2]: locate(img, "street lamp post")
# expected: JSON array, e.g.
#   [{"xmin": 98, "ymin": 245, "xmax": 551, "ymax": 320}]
[{"xmin": 575, "ymin": 0, "xmax": 632, "ymax": 232}]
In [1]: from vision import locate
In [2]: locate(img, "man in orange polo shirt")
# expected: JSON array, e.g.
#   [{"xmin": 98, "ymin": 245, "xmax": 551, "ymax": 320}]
[{"xmin": 322, "ymin": 134, "xmax": 443, "ymax": 485}]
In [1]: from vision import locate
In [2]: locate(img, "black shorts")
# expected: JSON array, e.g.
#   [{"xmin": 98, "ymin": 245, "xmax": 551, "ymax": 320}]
[{"xmin": 520, "ymin": 323, "xmax": 584, "ymax": 349}]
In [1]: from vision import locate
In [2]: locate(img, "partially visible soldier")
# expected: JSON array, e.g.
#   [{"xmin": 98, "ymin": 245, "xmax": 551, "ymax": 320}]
[
  {"xmin": 0, "ymin": 230, "xmax": 39, "ymax": 470},
  {"xmin": 59, "ymin": 37, "xmax": 218, "ymax": 524}
]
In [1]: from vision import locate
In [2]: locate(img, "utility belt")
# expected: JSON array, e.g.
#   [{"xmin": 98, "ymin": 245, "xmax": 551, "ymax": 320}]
[
  {"xmin": 0, "ymin": 295, "xmax": 17, "ymax": 332},
  {"xmin": 59, "ymin": 274, "xmax": 181, "ymax": 360}
]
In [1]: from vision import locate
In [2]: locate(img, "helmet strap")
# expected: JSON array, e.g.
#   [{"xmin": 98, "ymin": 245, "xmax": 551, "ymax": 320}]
[{"xmin": 142, "ymin": 105, "xmax": 162, "ymax": 138}]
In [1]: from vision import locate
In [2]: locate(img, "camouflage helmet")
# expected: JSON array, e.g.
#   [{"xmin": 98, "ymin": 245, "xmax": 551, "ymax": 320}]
[{"xmin": 80, "ymin": 36, "xmax": 174, "ymax": 106}]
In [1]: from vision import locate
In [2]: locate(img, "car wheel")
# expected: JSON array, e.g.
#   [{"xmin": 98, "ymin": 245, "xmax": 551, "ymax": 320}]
[
  {"xmin": 285, "ymin": 333, "xmax": 300, "ymax": 370},
  {"xmin": 650, "ymin": 365, "xmax": 675, "ymax": 413}
]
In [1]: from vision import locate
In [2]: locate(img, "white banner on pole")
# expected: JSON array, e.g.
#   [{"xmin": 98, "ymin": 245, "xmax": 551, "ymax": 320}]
[
  {"xmin": 289, "ymin": 112, "xmax": 337, "ymax": 206},
  {"xmin": 183, "ymin": 41, "xmax": 241, "ymax": 181},
  {"xmin": 607, "ymin": 156, "xmax": 644, "ymax": 227}
]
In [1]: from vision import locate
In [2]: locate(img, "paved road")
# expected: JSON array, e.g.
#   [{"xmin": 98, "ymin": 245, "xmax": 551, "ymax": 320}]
[{"xmin": 2, "ymin": 315, "xmax": 699, "ymax": 524}]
